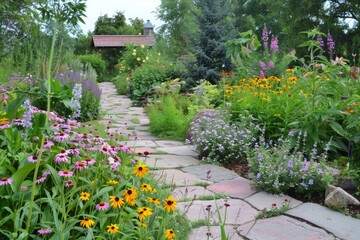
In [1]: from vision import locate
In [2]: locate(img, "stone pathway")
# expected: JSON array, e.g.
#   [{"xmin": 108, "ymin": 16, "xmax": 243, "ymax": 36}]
[{"xmin": 100, "ymin": 82, "xmax": 360, "ymax": 240}]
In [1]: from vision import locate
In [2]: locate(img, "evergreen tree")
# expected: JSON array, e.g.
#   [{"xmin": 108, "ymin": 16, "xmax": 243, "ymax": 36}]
[{"xmin": 186, "ymin": 0, "xmax": 233, "ymax": 86}]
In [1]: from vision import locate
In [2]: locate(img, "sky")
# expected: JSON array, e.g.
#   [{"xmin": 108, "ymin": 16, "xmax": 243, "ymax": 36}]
[{"xmin": 79, "ymin": 0, "xmax": 162, "ymax": 34}]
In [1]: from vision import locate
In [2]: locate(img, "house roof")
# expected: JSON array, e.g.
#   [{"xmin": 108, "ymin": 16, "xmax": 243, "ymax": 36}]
[{"xmin": 92, "ymin": 35, "xmax": 156, "ymax": 48}]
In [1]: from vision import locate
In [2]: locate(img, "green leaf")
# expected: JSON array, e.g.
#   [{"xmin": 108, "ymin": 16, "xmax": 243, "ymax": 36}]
[
  {"xmin": 11, "ymin": 163, "xmax": 37, "ymax": 193},
  {"xmin": 6, "ymin": 96, "xmax": 26, "ymax": 121},
  {"xmin": 329, "ymin": 121, "xmax": 348, "ymax": 138}
]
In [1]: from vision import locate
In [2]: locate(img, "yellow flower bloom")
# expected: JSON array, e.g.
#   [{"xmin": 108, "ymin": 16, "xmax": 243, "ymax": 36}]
[
  {"xmin": 138, "ymin": 221, "xmax": 147, "ymax": 228},
  {"xmin": 141, "ymin": 44, "xmax": 145, "ymax": 49},
  {"xmin": 123, "ymin": 187, "xmax": 138, "ymax": 205},
  {"xmin": 133, "ymin": 163, "xmax": 149, "ymax": 178},
  {"xmin": 107, "ymin": 180, "xmax": 118, "ymax": 185},
  {"xmin": 137, "ymin": 57, "xmax": 141, "ymax": 61},
  {"xmin": 165, "ymin": 229, "xmax": 175, "ymax": 240},
  {"xmin": 79, "ymin": 192, "xmax": 90, "ymax": 201},
  {"xmin": 137, "ymin": 207, "xmax": 153, "ymax": 221},
  {"xmin": 109, "ymin": 196, "xmax": 125, "ymax": 208},
  {"xmin": 147, "ymin": 197, "xmax": 160, "ymax": 205},
  {"xmin": 164, "ymin": 196, "xmax": 176, "ymax": 212},
  {"xmin": 140, "ymin": 183, "xmax": 152, "ymax": 192},
  {"xmin": 107, "ymin": 223, "xmax": 119, "ymax": 234},
  {"xmin": 80, "ymin": 217, "xmax": 95, "ymax": 228}
]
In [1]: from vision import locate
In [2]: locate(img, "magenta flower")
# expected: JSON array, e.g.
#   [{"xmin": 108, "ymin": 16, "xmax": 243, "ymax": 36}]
[
  {"xmin": 55, "ymin": 153, "xmax": 69, "ymax": 163},
  {"xmin": 66, "ymin": 147, "xmax": 80, "ymax": 156},
  {"xmin": 270, "ymin": 35, "xmax": 279, "ymax": 53},
  {"xmin": 65, "ymin": 180, "xmax": 74, "ymax": 187},
  {"xmin": 0, "ymin": 177, "xmax": 13, "ymax": 186},
  {"xmin": 43, "ymin": 140, "xmax": 54, "ymax": 149},
  {"xmin": 96, "ymin": 201, "xmax": 110, "ymax": 211},
  {"xmin": 36, "ymin": 177, "xmax": 46, "ymax": 184},
  {"xmin": 84, "ymin": 158, "xmax": 96, "ymax": 165},
  {"xmin": 260, "ymin": 71, "xmax": 265, "ymax": 78},
  {"xmin": 37, "ymin": 228, "xmax": 52, "ymax": 235},
  {"xmin": 53, "ymin": 131, "xmax": 70, "ymax": 142},
  {"xmin": 74, "ymin": 161, "xmax": 88, "ymax": 171},
  {"xmin": 27, "ymin": 155, "xmax": 38, "ymax": 163},
  {"xmin": 108, "ymin": 156, "xmax": 121, "ymax": 166},
  {"xmin": 259, "ymin": 61, "xmax": 267, "ymax": 71},
  {"xmin": 99, "ymin": 142, "xmax": 111, "ymax": 155},
  {"xmin": 58, "ymin": 170, "xmax": 73, "ymax": 177}
]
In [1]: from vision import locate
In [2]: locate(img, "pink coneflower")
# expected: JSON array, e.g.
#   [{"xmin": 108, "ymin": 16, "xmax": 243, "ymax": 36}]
[
  {"xmin": 66, "ymin": 147, "xmax": 80, "ymax": 156},
  {"xmin": 108, "ymin": 156, "xmax": 121, "ymax": 166},
  {"xmin": 65, "ymin": 180, "xmax": 73, "ymax": 187},
  {"xmin": 84, "ymin": 158, "xmax": 96, "ymax": 165},
  {"xmin": 99, "ymin": 142, "xmax": 111, "ymax": 155},
  {"xmin": 96, "ymin": 201, "xmax": 110, "ymax": 211},
  {"xmin": 58, "ymin": 170, "xmax": 73, "ymax": 177},
  {"xmin": 42, "ymin": 170, "xmax": 51, "ymax": 177},
  {"xmin": 0, "ymin": 177, "xmax": 13, "ymax": 186},
  {"xmin": 53, "ymin": 131, "xmax": 70, "ymax": 142},
  {"xmin": 93, "ymin": 135, "xmax": 104, "ymax": 142},
  {"xmin": 37, "ymin": 228, "xmax": 52, "ymax": 235},
  {"xmin": 0, "ymin": 122, "xmax": 10, "ymax": 130},
  {"xmin": 27, "ymin": 155, "xmax": 38, "ymax": 163},
  {"xmin": 36, "ymin": 176, "xmax": 46, "ymax": 184},
  {"xmin": 55, "ymin": 153, "xmax": 69, "ymax": 163},
  {"xmin": 74, "ymin": 161, "xmax": 88, "ymax": 171},
  {"xmin": 20, "ymin": 185, "xmax": 29, "ymax": 191},
  {"xmin": 43, "ymin": 140, "xmax": 54, "ymax": 149}
]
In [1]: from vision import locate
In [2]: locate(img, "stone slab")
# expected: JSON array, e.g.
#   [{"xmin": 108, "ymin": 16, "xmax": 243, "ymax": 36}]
[
  {"xmin": 188, "ymin": 225, "xmax": 244, "ymax": 240},
  {"xmin": 245, "ymin": 192, "xmax": 302, "ymax": 211},
  {"xmin": 207, "ymin": 177, "xmax": 257, "ymax": 199},
  {"xmin": 154, "ymin": 140, "xmax": 185, "ymax": 148},
  {"xmin": 144, "ymin": 154, "xmax": 200, "ymax": 169},
  {"xmin": 286, "ymin": 202, "xmax": 360, "ymax": 240},
  {"xmin": 181, "ymin": 164, "xmax": 239, "ymax": 182},
  {"xmin": 151, "ymin": 169, "xmax": 211, "ymax": 187},
  {"xmin": 172, "ymin": 186, "xmax": 215, "ymax": 200},
  {"xmin": 177, "ymin": 199, "xmax": 258, "ymax": 225},
  {"xmin": 156, "ymin": 145, "xmax": 198, "ymax": 157},
  {"xmin": 240, "ymin": 215, "xmax": 336, "ymax": 240},
  {"xmin": 130, "ymin": 146, "xmax": 159, "ymax": 155},
  {"xmin": 124, "ymin": 140, "xmax": 157, "ymax": 147}
]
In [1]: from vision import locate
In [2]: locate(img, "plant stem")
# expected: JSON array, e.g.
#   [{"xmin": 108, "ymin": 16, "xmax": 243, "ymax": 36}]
[{"xmin": 25, "ymin": 20, "xmax": 58, "ymax": 239}]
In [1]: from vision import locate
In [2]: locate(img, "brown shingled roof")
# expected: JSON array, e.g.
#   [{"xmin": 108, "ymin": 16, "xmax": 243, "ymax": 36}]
[{"xmin": 92, "ymin": 35, "xmax": 156, "ymax": 48}]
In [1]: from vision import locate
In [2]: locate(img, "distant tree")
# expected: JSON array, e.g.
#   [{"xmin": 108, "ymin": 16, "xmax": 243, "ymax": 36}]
[
  {"xmin": 185, "ymin": 0, "xmax": 233, "ymax": 86},
  {"xmin": 157, "ymin": 0, "xmax": 197, "ymax": 57}
]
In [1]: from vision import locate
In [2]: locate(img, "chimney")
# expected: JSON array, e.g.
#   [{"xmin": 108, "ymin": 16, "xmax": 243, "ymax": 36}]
[{"xmin": 143, "ymin": 20, "xmax": 154, "ymax": 36}]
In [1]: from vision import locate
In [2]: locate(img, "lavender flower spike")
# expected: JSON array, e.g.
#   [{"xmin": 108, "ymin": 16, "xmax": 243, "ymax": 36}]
[
  {"xmin": 270, "ymin": 35, "xmax": 279, "ymax": 53},
  {"xmin": 71, "ymin": 83, "xmax": 82, "ymax": 119},
  {"xmin": 262, "ymin": 26, "xmax": 269, "ymax": 49}
]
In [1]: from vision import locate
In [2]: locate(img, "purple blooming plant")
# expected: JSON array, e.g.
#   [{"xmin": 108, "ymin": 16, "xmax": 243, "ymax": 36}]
[
  {"xmin": 246, "ymin": 131, "xmax": 333, "ymax": 198},
  {"xmin": 327, "ymin": 32, "xmax": 335, "ymax": 59}
]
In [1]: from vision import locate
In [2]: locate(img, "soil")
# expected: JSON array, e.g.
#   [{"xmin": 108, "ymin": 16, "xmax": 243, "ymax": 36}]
[{"xmin": 224, "ymin": 162, "xmax": 360, "ymax": 218}]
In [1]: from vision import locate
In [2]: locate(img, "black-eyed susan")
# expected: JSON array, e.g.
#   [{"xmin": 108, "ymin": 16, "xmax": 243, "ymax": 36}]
[
  {"xmin": 106, "ymin": 223, "xmax": 119, "ymax": 234},
  {"xmin": 80, "ymin": 217, "xmax": 95, "ymax": 228},
  {"xmin": 164, "ymin": 196, "xmax": 176, "ymax": 212},
  {"xmin": 165, "ymin": 229, "xmax": 176, "ymax": 240},
  {"xmin": 140, "ymin": 183, "xmax": 152, "ymax": 192},
  {"xmin": 79, "ymin": 192, "xmax": 90, "ymax": 201},
  {"xmin": 133, "ymin": 163, "xmax": 149, "ymax": 178},
  {"xmin": 109, "ymin": 196, "xmax": 125, "ymax": 208},
  {"xmin": 106, "ymin": 179, "xmax": 118, "ymax": 185},
  {"xmin": 147, "ymin": 197, "xmax": 160, "ymax": 205},
  {"xmin": 137, "ymin": 207, "xmax": 153, "ymax": 221},
  {"xmin": 123, "ymin": 187, "xmax": 138, "ymax": 205}
]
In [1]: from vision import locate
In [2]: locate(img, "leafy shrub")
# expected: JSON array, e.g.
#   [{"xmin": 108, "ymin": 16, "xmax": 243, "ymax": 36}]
[
  {"xmin": 189, "ymin": 111, "xmax": 258, "ymax": 164},
  {"xmin": 247, "ymin": 130, "xmax": 334, "ymax": 198},
  {"xmin": 147, "ymin": 95, "xmax": 194, "ymax": 141},
  {"xmin": 112, "ymin": 72, "xmax": 129, "ymax": 95},
  {"xmin": 78, "ymin": 53, "xmax": 106, "ymax": 81}
]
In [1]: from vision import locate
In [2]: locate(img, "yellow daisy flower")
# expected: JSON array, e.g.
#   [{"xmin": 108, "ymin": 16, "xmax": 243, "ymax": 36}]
[
  {"xmin": 137, "ymin": 207, "xmax": 153, "ymax": 221},
  {"xmin": 109, "ymin": 196, "xmax": 125, "ymax": 208},
  {"xmin": 106, "ymin": 180, "xmax": 118, "ymax": 185},
  {"xmin": 123, "ymin": 187, "xmax": 138, "ymax": 205},
  {"xmin": 164, "ymin": 196, "xmax": 176, "ymax": 212},
  {"xmin": 79, "ymin": 192, "xmax": 90, "ymax": 201},
  {"xmin": 165, "ymin": 229, "xmax": 175, "ymax": 240},
  {"xmin": 147, "ymin": 197, "xmax": 160, "ymax": 205},
  {"xmin": 107, "ymin": 223, "xmax": 119, "ymax": 234},
  {"xmin": 140, "ymin": 183, "xmax": 152, "ymax": 192},
  {"xmin": 80, "ymin": 217, "xmax": 95, "ymax": 228},
  {"xmin": 133, "ymin": 163, "xmax": 149, "ymax": 178}
]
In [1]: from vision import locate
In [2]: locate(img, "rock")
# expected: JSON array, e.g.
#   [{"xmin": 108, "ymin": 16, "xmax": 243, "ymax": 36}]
[
  {"xmin": 337, "ymin": 178, "xmax": 357, "ymax": 195},
  {"xmin": 325, "ymin": 185, "xmax": 360, "ymax": 207}
]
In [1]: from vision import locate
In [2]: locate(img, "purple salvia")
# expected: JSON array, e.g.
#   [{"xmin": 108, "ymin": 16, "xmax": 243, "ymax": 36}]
[
  {"xmin": 327, "ymin": 32, "xmax": 335, "ymax": 50},
  {"xmin": 260, "ymin": 70, "xmax": 265, "ymax": 78},
  {"xmin": 267, "ymin": 61, "xmax": 274, "ymax": 69},
  {"xmin": 259, "ymin": 61, "xmax": 267, "ymax": 70},
  {"xmin": 317, "ymin": 35, "xmax": 324, "ymax": 47},
  {"xmin": 270, "ymin": 35, "xmax": 279, "ymax": 53},
  {"xmin": 262, "ymin": 26, "xmax": 269, "ymax": 49},
  {"xmin": 21, "ymin": 99, "xmax": 33, "ymax": 128},
  {"xmin": 71, "ymin": 83, "xmax": 82, "ymax": 119}
]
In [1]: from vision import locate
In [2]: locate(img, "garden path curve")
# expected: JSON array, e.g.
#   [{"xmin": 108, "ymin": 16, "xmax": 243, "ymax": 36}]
[{"xmin": 100, "ymin": 82, "xmax": 360, "ymax": 240}]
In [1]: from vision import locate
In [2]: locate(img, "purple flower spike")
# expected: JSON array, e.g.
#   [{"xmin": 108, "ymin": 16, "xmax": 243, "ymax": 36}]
[{"xmin": 270, "ymin": 35, "xmax": 279, "ymax": 53}]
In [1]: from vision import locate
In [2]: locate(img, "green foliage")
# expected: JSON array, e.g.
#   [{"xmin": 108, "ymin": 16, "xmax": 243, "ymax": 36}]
[
  {"xmin": 78, "ymin": 54, "xmax": 106, "ymax": 80},
  {"xmin": 147, "ymin": 95, "xmax": 194, "ymax": 141},
  {"xmin": 112, "ymin": 73, "xmax": 129, "ymax": 95},
  {"xmin": 257, "ymin": 199, "xmax": 292, "ymax": 219}
]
